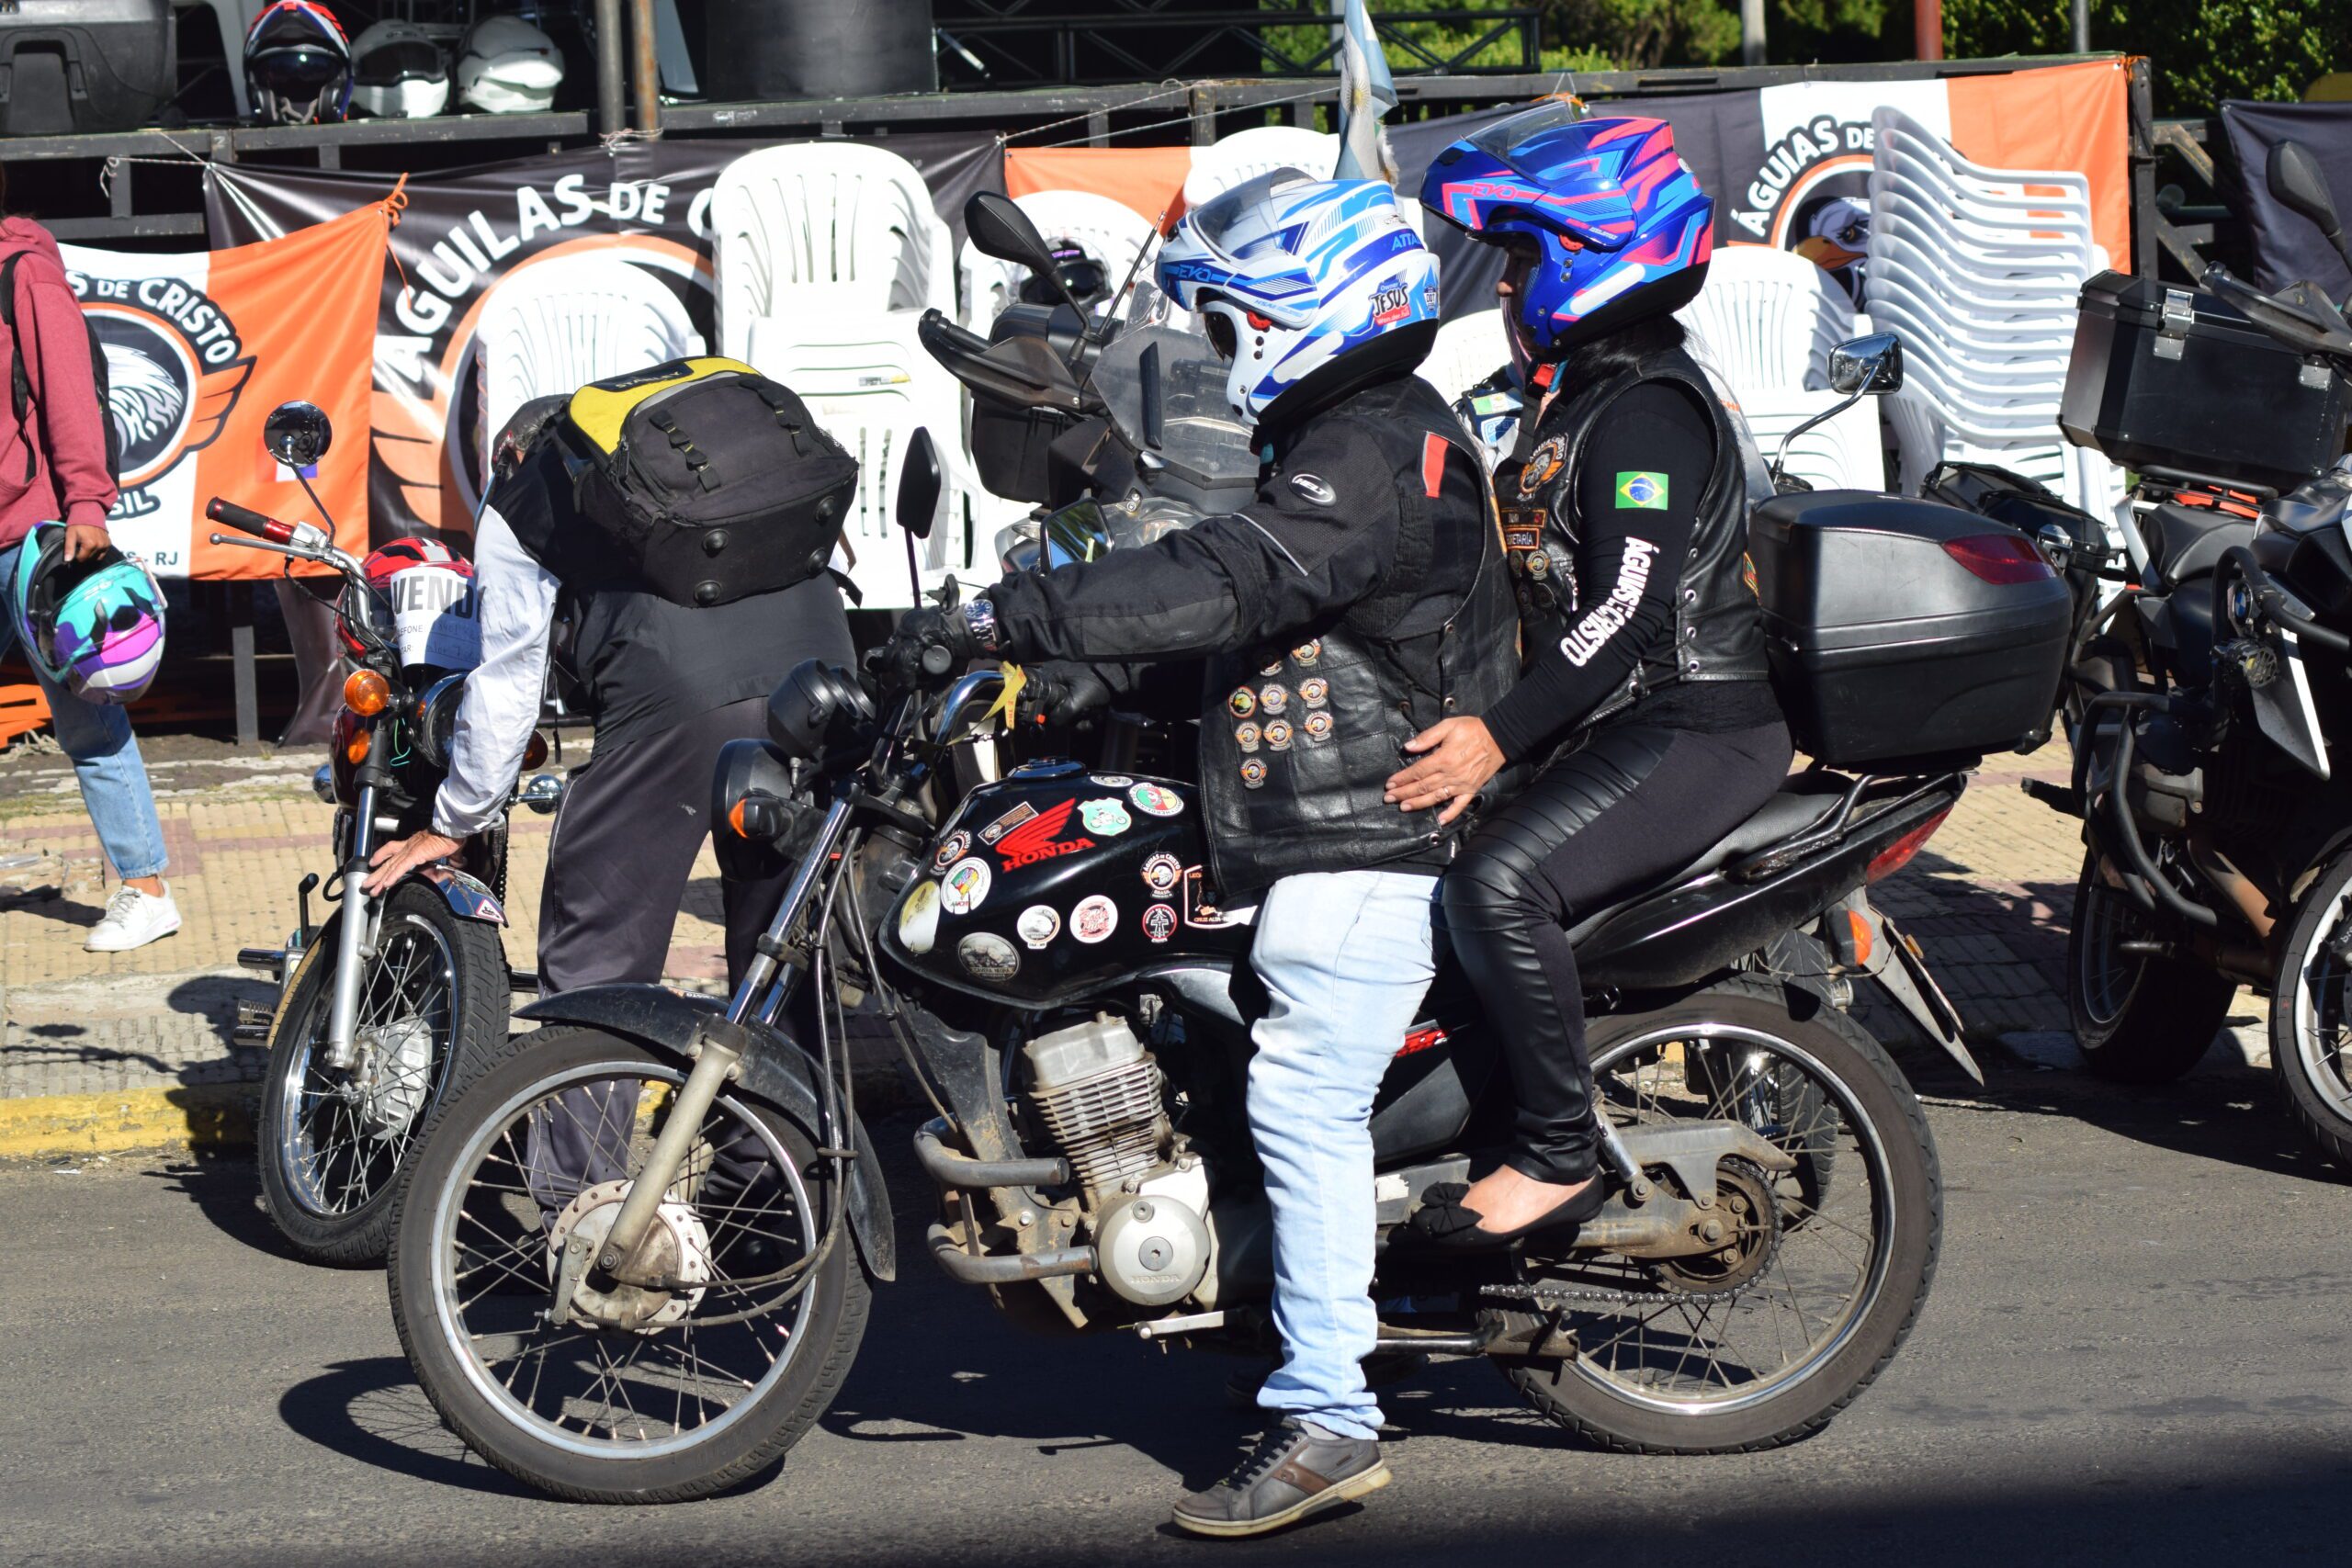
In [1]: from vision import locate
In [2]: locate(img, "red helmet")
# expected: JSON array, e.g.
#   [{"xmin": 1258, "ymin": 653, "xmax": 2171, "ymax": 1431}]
[{"xmin": 343, "ymin": 537, "xmax": 480, "ymax": 669}]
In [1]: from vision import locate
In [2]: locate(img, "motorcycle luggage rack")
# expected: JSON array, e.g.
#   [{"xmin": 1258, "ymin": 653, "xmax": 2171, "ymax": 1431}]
[{"xmin": 1729, "ymin": 770, "xmax": 1960, "ymax": 883}]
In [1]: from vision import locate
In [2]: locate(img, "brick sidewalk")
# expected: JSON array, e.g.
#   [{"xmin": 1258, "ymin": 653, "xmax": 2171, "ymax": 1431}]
[{"xmin": 0, "ymin": 735, "xmax": 2258, "ymax": 1148}]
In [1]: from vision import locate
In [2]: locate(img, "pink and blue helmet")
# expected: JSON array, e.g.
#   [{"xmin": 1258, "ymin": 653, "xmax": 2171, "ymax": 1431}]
[
  {"xmin": 1419, "ymin": 105, "xmax": 1713, "ymax": 367},
  {"xmin": 7, "ymin": 521, "xmax": 166, "ymax": 705}
]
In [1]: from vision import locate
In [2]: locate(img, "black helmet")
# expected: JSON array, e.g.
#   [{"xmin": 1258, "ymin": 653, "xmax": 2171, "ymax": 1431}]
[
  {"xmin": 1018, "ymin": 237, "xmax": 1111, "ymax": 310},
  {"xmin": 244, "ymin": 2, "xmax": 353, "ymax": 125}
]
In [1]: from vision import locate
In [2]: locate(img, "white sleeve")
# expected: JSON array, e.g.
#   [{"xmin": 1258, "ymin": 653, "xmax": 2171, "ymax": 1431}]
[{"xmin": 431, "ymin": 502, "xmax": 560, "ymax": 839}]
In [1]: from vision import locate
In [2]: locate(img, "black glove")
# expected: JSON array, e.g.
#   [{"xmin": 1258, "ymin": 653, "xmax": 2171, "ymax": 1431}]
[
  {"xmin": 876, "ymin": 604, "xmax": 982, "ymax": 687},
  {"xmin": 1017, "ymin": 662, "xmax": 1114, "ymax": 728}
]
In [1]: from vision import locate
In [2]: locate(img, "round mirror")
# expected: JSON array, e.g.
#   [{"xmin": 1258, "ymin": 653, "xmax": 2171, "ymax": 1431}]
[{"xmin": 263, "ymin": 400, "xmax": 333, "ymax": 470}]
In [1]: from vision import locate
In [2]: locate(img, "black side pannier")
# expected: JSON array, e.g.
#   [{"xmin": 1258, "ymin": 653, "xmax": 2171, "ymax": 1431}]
[
  {"xmin": 560, "ymin": 357, "xmax": 857, "ymax": 607},
  {"xmin": 1749, "ymin": 491, "xmax": 2075, "ymax": 770}
]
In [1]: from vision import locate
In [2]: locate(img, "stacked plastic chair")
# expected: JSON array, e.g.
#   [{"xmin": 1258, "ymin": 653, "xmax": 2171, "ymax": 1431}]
[
  {"xmin": 1182, "ymin": 126, "xmax": 1425, "ymax": 238},
  {"xmin": 472, "ymin": 253, "xmax": 704, "ymax": 475},
  {"xmin": 711, "ymin": 142, "xmax": 983, "ymax": 607},
  {"xmin": 1865, "ymin": 108, "xmax": 2125, "ymax": 530},
  {"xmin": 1415, "ymin": 309, "xmax": 1507, "ymax": 405},
  {"xmin": 1678, "ymin": 243, "xmax": 1883, "ymax": 491}
]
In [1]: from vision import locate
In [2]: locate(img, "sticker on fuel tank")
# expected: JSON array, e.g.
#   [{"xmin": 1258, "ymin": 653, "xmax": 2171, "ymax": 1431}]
[
  {"xmin": 1071, "ymin": 895, "xmax": 1118, "ymax": 943},
  {"xmin": 1079, "ymin": 797, "xmax": 1132, "ymax": 836},
  {"xmin": 1143, "ymin": 904, "xmax": 1177, "ymax": 943},
  {"xmin": 931, "ymin": 829, "xmax": 971, "ymax": 871},
  {"xmin": 1128, "ymin": 782, "xmax": 1184, "ymax": 818},
  {"xmin": 978, "ymin": 802, "xmax": 1038, "ymax": 845},
  {"xmin": 940, "ymin": 857, "xmax": 993, "ymax": 915},
  {"xmin": 1141, "ymin": 852, "xmax": 1182, "ymax": 895},
  {"xmin": 957, "ymin": 931, "xmax": 1021, "ymax": 981},
  {"xmin": 1016, "ymin": 905, "xmax": 1061, "ymax": 949}
]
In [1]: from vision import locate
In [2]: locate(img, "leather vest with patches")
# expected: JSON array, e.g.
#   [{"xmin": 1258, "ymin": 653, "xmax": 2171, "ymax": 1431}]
[
  {"xmin": 1196, "ymin": 377, "xmax": 1519, "ymax": 894},
  {"xmin": 1496, "ymin": 343, "xmax": 1769, "ymax": 728}
]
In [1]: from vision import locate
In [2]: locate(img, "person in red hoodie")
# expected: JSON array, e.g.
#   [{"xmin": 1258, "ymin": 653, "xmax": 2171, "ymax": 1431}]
[{"xmin": 0, "ymin": 190, "xmax": 178, "ymax": 952}]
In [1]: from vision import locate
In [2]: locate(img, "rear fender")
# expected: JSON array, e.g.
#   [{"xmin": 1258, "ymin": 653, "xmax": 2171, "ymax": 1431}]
[{"xmin": 514, "ymin": 985, "xmax": 897, "ymax": 1282}]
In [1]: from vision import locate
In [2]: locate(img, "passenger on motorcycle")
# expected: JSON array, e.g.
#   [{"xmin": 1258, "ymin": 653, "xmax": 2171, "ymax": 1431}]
[
  {"xmin": 882, "ymin": 172, "xmax": 1518, "ymax": 1538},
  {"xmin": 1392, "ymin": 108, "xmax": 1793, "ymax": 1246}
]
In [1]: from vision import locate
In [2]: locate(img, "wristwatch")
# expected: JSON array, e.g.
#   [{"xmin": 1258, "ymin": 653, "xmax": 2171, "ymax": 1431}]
[{"xmin": 960, "ymin": 597, "xmax": 1001, "ymax": 657}]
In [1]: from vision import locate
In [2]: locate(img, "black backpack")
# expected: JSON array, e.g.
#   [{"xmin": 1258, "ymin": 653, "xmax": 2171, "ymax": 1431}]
[{"xmin": 0, "ymin": 250, "xmax": 119, "ymax": 489}]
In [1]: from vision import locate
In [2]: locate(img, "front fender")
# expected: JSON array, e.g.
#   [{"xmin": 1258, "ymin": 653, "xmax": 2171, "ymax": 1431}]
[
  {"xmin": 414, "ymin": 863, "xmax": 506, "ymax": 925},
  {"xmin": 514, "ymin": 985, "xmax": 898, "ymax": 1282}
]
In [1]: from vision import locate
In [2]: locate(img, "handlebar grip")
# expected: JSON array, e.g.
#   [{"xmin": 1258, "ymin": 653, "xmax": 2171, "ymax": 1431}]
[
  {"xmin": 921, "ymin": 643, "xmax": 956, "ymax": 677},
  {"xmin": 919, "ymin": 307, "xmax": 995, "ymax": 360},
  {"xmin": 205, "ymin": 498, "xmax": 292, "ymax": 543}
]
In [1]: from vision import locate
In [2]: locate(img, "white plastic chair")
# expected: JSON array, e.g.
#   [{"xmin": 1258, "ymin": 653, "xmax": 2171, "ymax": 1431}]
[
  {"xmin": 710, "ymin": 142, "xmax": 956, "ymax": 357},
  {"xmin": 1678, "ymin": 245, "xmax": 1882, "ymax": 491},
  {"xmin": 1416, "ymin": 310, "xmax": 1508, "ymax": 405},
  {"xmin": 471, "ymin": 254, "xmax": 704, "ymax": 473},
  {"xmin": 1182, "ymin": 127, "xmax": 1340, "ymax": 210}
]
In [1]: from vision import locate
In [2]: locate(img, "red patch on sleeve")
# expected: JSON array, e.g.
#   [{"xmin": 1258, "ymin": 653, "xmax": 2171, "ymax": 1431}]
[{"xmin": 1421, "ymin": 434, "xmax": 1448, "ymax": 499}]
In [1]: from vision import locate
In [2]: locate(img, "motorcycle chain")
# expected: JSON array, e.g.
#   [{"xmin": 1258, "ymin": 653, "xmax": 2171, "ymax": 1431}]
[{"xmin": 1478, "ymin": 1278, "xmax": 1751, "ymax": 1313}]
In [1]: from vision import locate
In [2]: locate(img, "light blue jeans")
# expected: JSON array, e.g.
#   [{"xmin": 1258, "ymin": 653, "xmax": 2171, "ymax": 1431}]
[
  {"xmin": 0, "ymin": 539, "xmax": 169, "ymax": 881},
  {"xmin": 1247, "ymin": 867, "xmax": 1445, "ymax": 1441}
]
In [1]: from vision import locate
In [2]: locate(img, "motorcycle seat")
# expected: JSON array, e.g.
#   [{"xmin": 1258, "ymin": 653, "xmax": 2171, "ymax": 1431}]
[
  {"xmin": 1564, "ymin": 775, "xmax": 1849, "ymax": 945},
  {"xmin": 2145, "ymin": 502, "xmax": 2257, "ymax": 588}
]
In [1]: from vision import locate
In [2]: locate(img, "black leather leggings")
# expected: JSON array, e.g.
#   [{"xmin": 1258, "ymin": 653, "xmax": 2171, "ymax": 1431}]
[{"xmin": 1442, "ymin": 719, "xmax": 1794, "ymax": 1183}]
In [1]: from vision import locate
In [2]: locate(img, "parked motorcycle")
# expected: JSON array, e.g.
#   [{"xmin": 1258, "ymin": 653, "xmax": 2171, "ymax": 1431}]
[
  {"xmin": 381, "ymin": 308, "xmax": 2080, "ymax": 1498},
  {"xmin": 1945, "ymin": 140, "xmax": 2352, "ymax": 1165},
  {"xmin": 220, "ymin": 402, "xmax": 555, "ymax": 1263}
]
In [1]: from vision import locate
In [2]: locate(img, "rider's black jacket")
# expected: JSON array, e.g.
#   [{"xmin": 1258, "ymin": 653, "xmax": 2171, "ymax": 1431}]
[
  {"xmin": 984, "ymin": 373, "xmax": 1518, "ymax": 894},
  {"xmin": 1487, "ymin": 338, "xmax": 1770, "ymax": 759}
]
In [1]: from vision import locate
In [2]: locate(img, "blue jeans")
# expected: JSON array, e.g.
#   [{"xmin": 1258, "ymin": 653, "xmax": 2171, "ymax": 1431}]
[
  {"xmin": 0, "ymin": 540, "xmax": 168, "ymax": 882},
  {"xmin": 1247, "ymin": 868, "xmax": 1444, "ymax": 1441}
]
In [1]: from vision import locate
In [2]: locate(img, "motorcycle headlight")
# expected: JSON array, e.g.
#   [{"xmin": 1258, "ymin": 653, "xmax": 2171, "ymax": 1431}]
[
  {"xmin": 765, "ymin": 660, "xmax": 875, "ymax": 764},
  {"xmin": 408, "ymin": 673, "xmax": 467, "ymax": 773}
]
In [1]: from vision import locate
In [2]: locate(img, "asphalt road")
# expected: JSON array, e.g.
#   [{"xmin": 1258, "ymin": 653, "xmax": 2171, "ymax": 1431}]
[{"xmin": 5, "ymin": 1044, "xmax": 2349, "ymax": 1568}]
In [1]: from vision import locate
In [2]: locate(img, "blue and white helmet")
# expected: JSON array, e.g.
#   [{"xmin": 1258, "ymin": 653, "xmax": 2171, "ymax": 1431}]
[{"xmin": 1156, "ymin": 173, "xmax": 1441, "ymax": 426}]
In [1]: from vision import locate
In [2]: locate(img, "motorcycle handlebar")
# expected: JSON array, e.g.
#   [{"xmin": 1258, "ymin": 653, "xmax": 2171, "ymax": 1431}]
[{"xmin": 204, "ymin": 497, "xmax": 292, "ymax": 544}]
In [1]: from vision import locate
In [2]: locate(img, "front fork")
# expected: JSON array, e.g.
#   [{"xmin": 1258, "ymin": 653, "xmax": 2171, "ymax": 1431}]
[
  {"xmin": 322, "ymin": 782, "xmax": 380, "ymax": 1072},
  {"xmin": 587, "ymin": 796, "xmax": 856, "ymax": 1287}
]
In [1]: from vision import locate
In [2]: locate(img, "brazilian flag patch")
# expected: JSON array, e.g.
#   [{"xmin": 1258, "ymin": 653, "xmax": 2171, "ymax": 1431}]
[{"xmin": 1615, "ymin": 471, "xmax": 1668, "ymax": 510}]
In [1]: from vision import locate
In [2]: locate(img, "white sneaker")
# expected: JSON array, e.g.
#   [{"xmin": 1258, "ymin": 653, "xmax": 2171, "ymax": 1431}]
[{"xmin": 85, "ymin": 883, "xmax": 182, "ymax": 953}]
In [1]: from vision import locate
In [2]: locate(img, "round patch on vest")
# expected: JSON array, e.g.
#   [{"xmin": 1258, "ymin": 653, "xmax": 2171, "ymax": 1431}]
[
  {"xmin": 1235, "ymin": 721, "xmax": 1261, "ymax": 752},
  {"xmin": 1264, "ymin": 719, "xmax": 1293, "ymax": 751},
  {"xmin": 1227, "ymin": 687, "xmax": 1257, "ymax": 718},
  {"xmin": 1298, "ymin": 677, "xmax": 1329, "ymax": 707},
  {"xmin": 1258, "ymin": 684, "xmax": 1288, "ymax": 716},
  {"xmin": 1292, "ymin": 639, "xmax": 1321, "ymax": 665},
  {"xmin": 1239, "ymin": 758, "xmax": 1269, "ymax": 789},
  {"xmin": 1302, "ymin": 710, "xmax": 1334, "ymax": 744},
  {"xmin": 1519, "ymin": 435, "xmax": 1566, "ymax": 493}
]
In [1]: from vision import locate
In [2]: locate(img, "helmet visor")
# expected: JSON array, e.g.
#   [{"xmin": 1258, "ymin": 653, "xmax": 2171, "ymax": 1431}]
[{"xmin": 1464, "ymin": 99, "xmax": 1587, "ymax": 161}]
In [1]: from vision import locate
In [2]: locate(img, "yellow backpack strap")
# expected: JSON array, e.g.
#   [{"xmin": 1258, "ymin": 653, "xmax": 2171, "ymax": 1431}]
[{"xmin": 563, "ymin": 356, "xmax": 760, "ymax": 457}]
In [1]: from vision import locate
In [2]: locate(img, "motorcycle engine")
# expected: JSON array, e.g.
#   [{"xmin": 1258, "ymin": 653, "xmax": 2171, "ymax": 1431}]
[{"xmin": 1019, "ymin": 1014, "xmax": 1210, "ymax": 1307}]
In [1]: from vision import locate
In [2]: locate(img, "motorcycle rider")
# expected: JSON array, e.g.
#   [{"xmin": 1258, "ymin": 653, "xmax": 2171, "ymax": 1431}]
[
  {"xmin": 1393, "ymin": 108, "xmax": 1793, "ymax": 1246},
  {"xmin": 884, "ymin": 171, "xmax": 1517, "ymax": 1537}
]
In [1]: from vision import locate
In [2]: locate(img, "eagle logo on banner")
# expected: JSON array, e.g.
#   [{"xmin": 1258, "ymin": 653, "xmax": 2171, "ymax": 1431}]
[{"xmin": 85, "ymin": 305, "xmax": 254, "ymax": 507}]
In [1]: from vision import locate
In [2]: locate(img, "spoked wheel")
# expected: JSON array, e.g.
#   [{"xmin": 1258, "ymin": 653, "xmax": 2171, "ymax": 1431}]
[
  {"xmin": 255, "ymin": 882, "xmax": 511, "ymax": 1265},
  {"xmin": 2068, "ymin": 850, "xmax": 2235, "ymax": 1083},
  {"xmin": 1483, "ymin": 977, "xmax": 1939, "ymax": 1452},
  {"xmin": 387, "ymin": 1028, "xmax": 870, "ymax": 1504},
  {"xmin": 2272, "ymin": 853, "xmax": 2352, "ymax": 1169}
]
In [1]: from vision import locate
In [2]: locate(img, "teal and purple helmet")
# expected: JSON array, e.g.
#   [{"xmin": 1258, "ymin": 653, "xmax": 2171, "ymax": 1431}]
[
  {"xmin": 8, "ymin": 521, "xmax": 166, "ymax": 704},
  {"xmin": 1419, "ymin": 105, "xmax": 1713, "ymax": 372}
]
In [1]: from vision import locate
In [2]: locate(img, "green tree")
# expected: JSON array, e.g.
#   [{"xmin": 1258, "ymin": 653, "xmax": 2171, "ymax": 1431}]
[{"xmin": 1941, "ymin": 1, "xmax": 2349, "ymax": 117}]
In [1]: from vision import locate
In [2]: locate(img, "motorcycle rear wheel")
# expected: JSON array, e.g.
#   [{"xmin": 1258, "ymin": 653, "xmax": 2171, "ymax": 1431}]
[
  {"xmin": 255, "ymin": 883, "xmax": 512, "ymax": 1266},
  {"xmin": 2270, "ymin": 852, "xmax": 2352, "ymax": 1169},
  {"xmin": 2068, "ymin": 851, "xmax": 2236, "ymax": 1083},
  {"xmin": 387, "ymin": 1028, "xmax": 870, "ymax": 1504},
  {"xmin": 1487, "ymin": 976, "xmax": 1939, "ymax": 1453}
]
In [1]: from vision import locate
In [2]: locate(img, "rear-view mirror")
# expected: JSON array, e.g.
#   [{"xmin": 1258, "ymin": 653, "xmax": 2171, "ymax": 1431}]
[
  {"xmin": 2268, "ymin": 141, "xmax": 2346, "ymax": 243},
  {"xmin": 263, "ymin": 400, "xmax": 333, "ymax": 469},
  {"xmin": 1827, "ymin": 333, "xmax": 1904, "ymax": 397},
  {"xmin": 966, "ymin": 191, "xmax": 1060, "ymax": 276},
  {"xmin": 897, "ymin": 426, "xmax": 942, "ymax": 539}
]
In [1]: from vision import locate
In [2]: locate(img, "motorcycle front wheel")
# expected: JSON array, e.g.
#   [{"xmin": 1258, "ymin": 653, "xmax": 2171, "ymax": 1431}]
[
  {"xmin": 2067, "ymin": 851, "xmax": 2236, "ymax": 1083},
  {"xmin": 1485, "ymin": 976, "xmax": 1939, "ymax": 1452},
  {"xmin": 386, "ymin": 1028, "xmax": 871, "ymax": 1504},
  {"xmin": 2270, "ymin": 852, "xmax": 2352, "ymax": 1169},
  {"xmin": 255, "ymin": 881, "xmax": 512, "ymax": 1265}
]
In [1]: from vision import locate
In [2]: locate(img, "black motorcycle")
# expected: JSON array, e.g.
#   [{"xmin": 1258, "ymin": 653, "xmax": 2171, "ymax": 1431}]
[
  {"xmin": 216, "ymin": 402, "xmax": 555, "ymax": 1263},
  {"xmin": 381, "ymin": 349, "xmax": 2079, "ymax": 1497},
  {"xmin": 1943, "ymin": 140, "xmax": 2352, "ymax": 1166}
]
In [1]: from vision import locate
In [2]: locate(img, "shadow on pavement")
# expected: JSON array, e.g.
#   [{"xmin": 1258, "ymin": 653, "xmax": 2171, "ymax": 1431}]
[
  {"xmin": 143, "ymin": 1145, "xmax": 291, "ymax": 1260},
  {"xmin": 277, "ymin": 1358, "xmax": 540, "ymax": 1499}
]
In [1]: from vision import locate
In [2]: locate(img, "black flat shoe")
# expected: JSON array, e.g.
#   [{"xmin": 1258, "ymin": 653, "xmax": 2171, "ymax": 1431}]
[{"xmin": 1399, "ymin": 1176, "xmax": 1609, "ymax": 1253}]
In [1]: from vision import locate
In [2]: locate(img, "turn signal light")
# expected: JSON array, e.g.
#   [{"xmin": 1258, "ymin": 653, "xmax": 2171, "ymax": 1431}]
[
  {"xmin": 523, "ymin": 730, "xmax": 549, "ymax": 770},
  {"xmin": 342, "ymin": 728, "xmax": 372, "ymax": 766},
  {"xmin": 1844, "ymin": 908, "xmax": 1874, "ymax": 964},
  {"xmin": 343, "ymin": 669, "xmax": 391, "ymax": 716}
]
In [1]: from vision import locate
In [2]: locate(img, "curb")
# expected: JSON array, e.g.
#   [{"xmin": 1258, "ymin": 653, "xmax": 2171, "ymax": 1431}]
[{"xmin": 0, "ymin": 1083, "xmax": 259, "ymax": 1160}]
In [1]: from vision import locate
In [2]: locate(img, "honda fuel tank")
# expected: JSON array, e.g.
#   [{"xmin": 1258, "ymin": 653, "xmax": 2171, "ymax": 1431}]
[{"xmin": 880, "ymin": 763, "xmax": 1253, "ymax": 1006}]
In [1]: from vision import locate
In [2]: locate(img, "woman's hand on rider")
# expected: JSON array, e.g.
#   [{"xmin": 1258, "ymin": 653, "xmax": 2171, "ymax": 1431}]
[
  {"xmin": 1385, "ymin": 716, "xmax": 1506, "ymax": 824},
  {"xmin": 363, "ymin": 830, "xmax": 463, "ymax": 896},
  {"xmin": 62, "ymin": 522, "xmax": 110, "ymax": 562}
]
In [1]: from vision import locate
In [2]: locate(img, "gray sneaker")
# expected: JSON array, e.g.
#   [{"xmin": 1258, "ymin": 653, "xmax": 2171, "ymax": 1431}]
[{"xmin": 1171, "ymin": 1418, "xmax": 1390, "ymax": 1539}]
